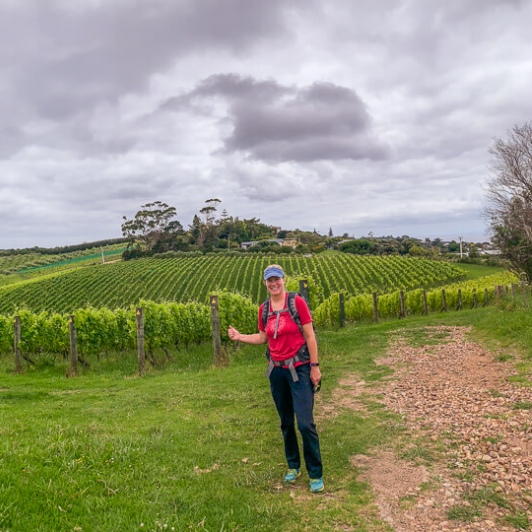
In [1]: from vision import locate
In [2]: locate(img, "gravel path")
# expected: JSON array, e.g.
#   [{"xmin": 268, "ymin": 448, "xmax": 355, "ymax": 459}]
[{"xmin": 349, "ymin": 326, "xmax": 532, "ymax": 531}]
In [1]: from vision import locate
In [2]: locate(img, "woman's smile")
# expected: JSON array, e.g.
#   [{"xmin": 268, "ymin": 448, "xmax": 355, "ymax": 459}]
[{"xmin": 266, "ymin": 277, "xmax": 283, "ymax": 292}]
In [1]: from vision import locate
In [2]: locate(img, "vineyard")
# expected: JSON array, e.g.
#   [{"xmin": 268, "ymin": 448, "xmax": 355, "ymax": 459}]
[
  {"xmin": 0, "ymin": 253, "xmax": 466, "ymax": 314},
  {"xmin": 314, "ymin": 270, "xmax": 518, "ymax": 326},
  {"xmin": 0, "ymin": 292, "xmax": 256, "ymax": 358},
  {"xmin": 0, "ymin": 252, "xmax": 519, "ymax": 363},
  {"xmin": 0, "ymin": 244, "xmax": 125, "ymax": 287}
]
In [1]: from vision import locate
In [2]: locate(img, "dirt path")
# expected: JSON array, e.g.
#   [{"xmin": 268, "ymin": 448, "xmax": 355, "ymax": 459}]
[{"xmin": 337, "ymin": 326, "xmax": 532, "ymax": 531}]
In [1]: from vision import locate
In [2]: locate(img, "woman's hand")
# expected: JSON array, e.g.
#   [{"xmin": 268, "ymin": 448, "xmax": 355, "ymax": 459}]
[
  {"xmin": 228, "ymin": 325, "xmax": 240, "ymax": 342},
  {"xmin": 310, "ymin": 365, "xmax": 321, "ymax": 386}
]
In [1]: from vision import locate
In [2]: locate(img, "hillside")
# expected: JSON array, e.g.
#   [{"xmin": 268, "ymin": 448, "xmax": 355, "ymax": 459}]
[
  {"xmin": 0, "ymin": 243, "xmax": 126, "ymax": 287},
  {"xmin": 0, "ymin": 254, "xmax": 467, "ymax": 314}
]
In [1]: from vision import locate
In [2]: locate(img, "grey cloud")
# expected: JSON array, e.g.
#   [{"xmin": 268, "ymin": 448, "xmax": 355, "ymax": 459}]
[
  {"xmin": 194, "ymin": 74, "xmax": 289, "ymax": 102},
  {"xmin": 0, "ymin": 126, "xmax": 25, "ymax": 158},
  {"xmin": 0, "ymin": 0, "xmax": 310, "ymax": 121},
  {"xmin": 180, "ymin": 74, "xmax": 390, "ymax": 162},
  {"xmin": 1, "ymin": 0, "xmax": 530, "ymax": 249},
  {"xmin": 160, "ymin": 73, "xmax": 288, "ymax": 114}
]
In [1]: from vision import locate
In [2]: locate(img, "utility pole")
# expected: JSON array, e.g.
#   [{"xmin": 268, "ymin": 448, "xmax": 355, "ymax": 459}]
[{"xmin": 459, "ymin": 236, "xmax": 463, "ymax": 259}]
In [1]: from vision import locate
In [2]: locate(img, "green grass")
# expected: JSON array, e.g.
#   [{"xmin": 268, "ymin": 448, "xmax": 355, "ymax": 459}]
[
  {"xmin": 2, "ymin": 303, "xmax": 532, "ymax": 531},
  {"xmin": 512, "ymin": 401, "xmax": 532, "ymax": 410},
  {"xmin": 505, "ymin": 512, "xmax": 531, "ymax": 530},
  {"xmin": 392, "ymin": 327, "xmax": 452, "ymax": 348},
  {"xmin": 446, "ymin": 504, "xmax": 482, "ymax": 522},
  {"xmin": 456, "ymin": 262, "xmax": 505, "ymax": 280},
  {"xmin": 0, "ymin": 325, "xmax": 398, "ymax": 532}
]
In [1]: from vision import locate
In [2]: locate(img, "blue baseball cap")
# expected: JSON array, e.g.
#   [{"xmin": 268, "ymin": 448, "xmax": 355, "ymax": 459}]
[{"xmin": 263, "ymin": 266, "xmax": 285, "ymax": 280}]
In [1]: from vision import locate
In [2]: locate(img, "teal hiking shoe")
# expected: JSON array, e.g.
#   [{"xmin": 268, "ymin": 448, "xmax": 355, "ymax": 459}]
[
  {"xmin": 284, "ymin": 468, "xmax": 301, "ymax": 483},
  {"xmin": 309, "ymin": 478, "xmax": 324, "ymax": 493}
]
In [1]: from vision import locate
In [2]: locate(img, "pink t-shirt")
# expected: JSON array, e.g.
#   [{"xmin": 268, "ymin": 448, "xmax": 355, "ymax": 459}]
[{"xmin": 258, "ymin": 293, "xmax": 312, "ymax": 363}]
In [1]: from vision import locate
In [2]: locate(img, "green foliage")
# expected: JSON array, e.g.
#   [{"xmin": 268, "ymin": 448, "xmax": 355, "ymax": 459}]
[
  {"xmin": 0, "ymin": 302, "xmax": 213, "ymax": 357},
  {"xmin": 73, "ymin": 306, "xmax": 135, "ymax": 356},
  {"xmin": 0, "ymin": 255, "xmax": 467, "ymax": 315},
  {"xmin": 314, "ymin": 272, "xmax": 519, "ymax": 326},
  {"xmin": 121, "ymin": 201, "xmax": 184, "ymax": 256},
  {"xmin": 17, "ymin": 309, "xmax": 55, "ymax": 355},
  {"xmin": 285, "ymin": 274, "xmax": 320, "ymax": 311},
  {"xmin": 0, "ymin": 256, "xmax": 519, "ymax": 356},
  {"xmin": 3, "ymin": 305, "xmax": 530, "ymax": 530},
  {"xmin": 214, "ymin": 291, "xmax": 258, "ymax": 341},
  {"xmin": 338, "ymin": 238, "xmax": 379, "ymax": 255},
  {"xmin": 0, "ymin": 314, "xmax": 13, "ymax": 353}
]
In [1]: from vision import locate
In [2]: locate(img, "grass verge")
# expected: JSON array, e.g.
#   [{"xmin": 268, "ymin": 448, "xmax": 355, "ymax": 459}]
[{"xmin": 1, "ymin": 301, "xmax": 532, "ymax": 531}]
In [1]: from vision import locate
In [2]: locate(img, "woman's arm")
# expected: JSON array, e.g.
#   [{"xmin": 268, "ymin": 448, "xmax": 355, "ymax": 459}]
[
  {"xmin": 228, "ymin": 325, "xmax": 267, "ymax": 345},
  {"xmin": 302, "ymin": 322, "xmax": 321, "ymax": 386}
]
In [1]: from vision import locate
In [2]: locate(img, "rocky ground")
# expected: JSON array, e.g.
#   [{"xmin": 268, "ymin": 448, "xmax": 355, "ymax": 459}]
[{"xmin": 340, "ymin": 326, "xmax": 532, "ymax": 531}]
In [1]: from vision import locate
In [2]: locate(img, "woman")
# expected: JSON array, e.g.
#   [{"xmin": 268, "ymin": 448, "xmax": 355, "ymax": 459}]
[{"xmin": 228, "ymin": 264, "xmax": 324, "ymax": 493}]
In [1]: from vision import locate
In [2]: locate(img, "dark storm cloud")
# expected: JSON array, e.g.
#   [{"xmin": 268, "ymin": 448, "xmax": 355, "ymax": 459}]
[
  {"xmin": 0, "ymin": 0, "xmax": 310, "ymax": 121},
  {"xmin": 176, "ymin": 74, "xmax": 390, "ymax": 162}
]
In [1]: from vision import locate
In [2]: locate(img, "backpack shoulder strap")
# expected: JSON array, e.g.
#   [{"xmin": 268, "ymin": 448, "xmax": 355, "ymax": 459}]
[
  {"xmin": 287, "ymin": 292, "xmax": 303, "ymax": 332},
  {"xmin": 261, "ymin": 298, "xmax": 271, "ymax": 330}
]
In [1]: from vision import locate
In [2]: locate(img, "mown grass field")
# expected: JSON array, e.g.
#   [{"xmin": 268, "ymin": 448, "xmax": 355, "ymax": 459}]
[{"xmin": 2, "ymin": 300, "xmax": 532, "ymax": 531}]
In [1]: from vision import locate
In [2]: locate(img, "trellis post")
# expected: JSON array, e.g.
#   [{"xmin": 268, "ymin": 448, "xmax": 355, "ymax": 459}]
[
  {"xmin": 210, "ymin": 295, "xmax": 227, "ymax": 367},
  {"xmin": 136, "ymin": 307, "xmax": 145, "ymax": 376},
  {"xmin": 69, "ymin": 315, "xmax": 79, "ymax": 376},
  {"xmin": 399, "ymin": 290, "xmax": 406, "ymax": 318},
  {"xmin": 299, "ymin": 280, "xmax": 310, "ymax": 305},
  {"xmin": 339, "ymin": 293, "xmax": 345, "ymax": 328},
  {"xmin": 422, "ymin": 290, "xmax": 428, "ymax": 316},
  {"xmin": 14, "ymin": 316, "xmax": 22, "ymax": 373}
]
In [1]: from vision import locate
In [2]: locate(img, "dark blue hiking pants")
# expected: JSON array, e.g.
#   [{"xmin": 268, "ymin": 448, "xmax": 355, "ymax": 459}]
[{"xmin": 269, "ymin": 362, "xmax": 323, "ymax": 479}]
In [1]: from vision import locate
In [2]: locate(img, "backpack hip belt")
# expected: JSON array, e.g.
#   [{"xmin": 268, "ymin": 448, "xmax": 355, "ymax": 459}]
[{"xmin": 265, "ymin": 345, "xmax": 309, "ymax": 382}]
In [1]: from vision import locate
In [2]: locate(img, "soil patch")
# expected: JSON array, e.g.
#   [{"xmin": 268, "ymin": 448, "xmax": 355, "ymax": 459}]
[{"xmin": 343, "ymin": 326, "xmax": 532, "ymax": 531}]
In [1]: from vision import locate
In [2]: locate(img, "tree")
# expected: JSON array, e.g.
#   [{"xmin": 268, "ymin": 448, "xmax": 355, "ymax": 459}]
[
  {"xmin": 189, "ymin": 198, "xmax": 222, "ymax": 250},
  {"xmin": 338, "ymin": 238, "xmax": 378, "ymax": 255},
  {"xmin": 409, "ymin": 244, "xmax": 427, "ymax": 256},
  {"xmin": 468, "ymin": 243, "xmax": 480, "ymax": 259},
  {"xmin": 121, "ymin": 201, "xmax": 183, "ymax": 256},
  {"xmin": 448, "ymin": 241, "xmax": 460, "ymax": 253},
  {"xmin": 485, "ymin": 121, "xmax": 532, "ymax": 282},
  {"xmin": 189, "ymin": 214, "xmax": 203, "ymax": 248}
]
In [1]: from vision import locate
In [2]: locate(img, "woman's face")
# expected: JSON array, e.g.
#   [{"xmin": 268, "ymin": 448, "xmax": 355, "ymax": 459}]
[{"xmin": 265, "ymin": 276, "xmax": 285, "ymax": 296}]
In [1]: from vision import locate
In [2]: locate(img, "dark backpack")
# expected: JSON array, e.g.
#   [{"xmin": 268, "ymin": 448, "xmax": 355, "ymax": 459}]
[{"xmin": 262, "ymin": 292, "xmax": 314, "ymax": 381}]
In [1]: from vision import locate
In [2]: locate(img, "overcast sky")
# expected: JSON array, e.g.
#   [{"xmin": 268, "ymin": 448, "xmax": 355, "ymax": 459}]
[{"xmin": 1, "ymin": 0, "xmax": 531, "ymax": 249}]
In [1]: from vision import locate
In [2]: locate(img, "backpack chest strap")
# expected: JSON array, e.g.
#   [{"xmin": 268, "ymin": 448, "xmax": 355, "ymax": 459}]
[{"xmin": 269, "ymin": 307, "xmax": 289, "ymax": 339}]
